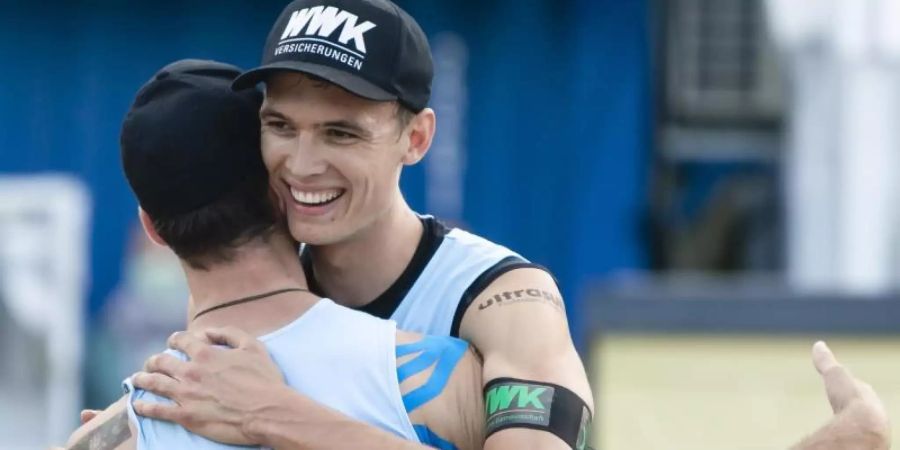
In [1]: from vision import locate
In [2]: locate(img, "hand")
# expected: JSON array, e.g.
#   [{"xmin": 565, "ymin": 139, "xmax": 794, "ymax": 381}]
[
  {"xmin": 79, "ymin": 409, "xmax": 100, "ymax": 424},
  {"xmin": 131, "ymin": 326, "xmax": 287, "ymax": 446},
  {"xmin": 804, "ymin": 341, "xmax": 891, "ymax": 449}
]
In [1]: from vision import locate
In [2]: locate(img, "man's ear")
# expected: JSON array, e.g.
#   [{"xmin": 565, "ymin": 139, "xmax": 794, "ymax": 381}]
[
  {"xmin": 138, "ymin": 207, "xmax": 167, "ymax": 247},
  {"xmin": 402, "ymin": 108, "xmax": 436, "ymax": 166}
]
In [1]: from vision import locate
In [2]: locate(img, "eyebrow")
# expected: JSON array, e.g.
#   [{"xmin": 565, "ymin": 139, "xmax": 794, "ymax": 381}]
[{"xmin": 259, "ymin": 106, "xmax": 289, "ymax": 121}]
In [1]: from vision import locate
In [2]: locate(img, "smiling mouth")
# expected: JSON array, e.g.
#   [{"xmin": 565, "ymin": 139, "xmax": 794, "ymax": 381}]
[{"xmin": 289, "ymin": 186, "xmax": 346, "ymax": 207}]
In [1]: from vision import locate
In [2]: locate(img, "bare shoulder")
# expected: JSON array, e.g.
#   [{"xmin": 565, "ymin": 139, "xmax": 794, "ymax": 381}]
[
  {"xmin": 394, "ymin": 330, "xmax": 481, "ymax": 403},
  {"xmin": 394, "ymin": 330, "xmax": 485, "ymax": 450},
  {"xmin": 464, "ymin": 267, "xmax": 564, "ymax": 321},
  {"xmin": 458, "ymin": 267, "xmax": 570, "ymax": 358},
  {"xmin": 65, "ymin": 396, "xmax": 136, "ymax": 450},
  {"xmin": 395, "ymin": 329, "xmax": 424, "ymax": 346}
]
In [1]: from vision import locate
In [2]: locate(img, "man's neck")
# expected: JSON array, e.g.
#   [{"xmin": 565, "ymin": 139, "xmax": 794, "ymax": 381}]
[
  {"xmin": 307, "ymin": 197, "xmax": 423, "ymax": 308},
  {"xmin": 183, "ymin": 232, "xmax": 313, "ymax": 332}
]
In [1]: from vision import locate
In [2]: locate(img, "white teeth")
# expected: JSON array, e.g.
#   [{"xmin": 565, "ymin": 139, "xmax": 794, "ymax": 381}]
[{"xmin": 290, "ymin": 187, "xmax": 342, "ymax": 205}]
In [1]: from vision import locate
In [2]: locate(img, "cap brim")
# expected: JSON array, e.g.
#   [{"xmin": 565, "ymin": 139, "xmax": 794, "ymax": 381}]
[{"xmin": 231, "ymin": 61, "xmax": 396, "ymax": 102}]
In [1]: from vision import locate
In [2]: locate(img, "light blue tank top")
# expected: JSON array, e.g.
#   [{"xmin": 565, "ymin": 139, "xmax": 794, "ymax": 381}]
[
  {"xmin": 389, "ymin": 222, "xmax": 524, "ymax": 336},
  {"xmin": 122, "ymin": 299, "xmax": 418, "ymax": 449}
]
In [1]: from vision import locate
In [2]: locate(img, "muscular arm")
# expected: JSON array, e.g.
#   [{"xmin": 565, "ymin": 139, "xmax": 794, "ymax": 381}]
[
  {"xmin": 65, "ymin": 397, "xmax": 135, "ymax": 450},
  {"xmin": 243, "ymin": 385, "xmax": 430, "ymax": 450},
  {"xmin": 458, "ymin": 268, "xmax": 594, "ymax": 450}
]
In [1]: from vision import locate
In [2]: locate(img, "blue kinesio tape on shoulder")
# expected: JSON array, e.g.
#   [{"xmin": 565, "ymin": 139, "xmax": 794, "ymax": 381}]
[
  {"xmin": 396, "ymin": 335, "xmax": 468, "ymax": 412},
  {"xmin": 413, "ymin": 424, "xmax": 458, "ymax": 450},
  {"xmin": 397, "ymin": 348, "xmax": 440, "ymax": 383}
]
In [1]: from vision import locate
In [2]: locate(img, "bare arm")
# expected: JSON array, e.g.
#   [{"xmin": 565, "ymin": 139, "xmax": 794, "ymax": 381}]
[
  {"xmin": 791, "ymin": 342, "xmax": 891, "ymax": 450},
  {"xmin": 458, "ymin": 268, "xmax": 594, "ymax": 450},
  {"xmin": 64, "ymin": 397, "xmax": 135, "ymax": 450},
  {"xmin": 132, "ymin": 327, "xmax": 430, "ymax": 450},
  {"xmin": 396, "ymin": 331, "xmax": 486, "ymax": 450},
  {"xmin": 243, "ymin": 384, "xmax": 430, "ymax": 450}
]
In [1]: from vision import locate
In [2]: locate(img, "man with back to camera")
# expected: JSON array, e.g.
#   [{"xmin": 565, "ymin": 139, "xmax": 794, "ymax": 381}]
[
  {"xmin": 120, "ymin": 1, "xmax": 891, "ymax": 449},
  {"xmin": 63, "ymin": 58, "xmax": 489, "ymax": 450}
]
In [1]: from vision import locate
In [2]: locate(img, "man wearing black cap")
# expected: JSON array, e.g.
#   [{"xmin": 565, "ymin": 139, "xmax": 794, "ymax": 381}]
[
  {"xmin": 130, "ymin": 3, "xmax": 593, "ymax": 450},
  {"xmin": 129, "ymin": 2, "xmax": 891, "ymax": 450},
  {"xmin": 65, "ymin": 58, "xmax": 492, "ymax": 450}
]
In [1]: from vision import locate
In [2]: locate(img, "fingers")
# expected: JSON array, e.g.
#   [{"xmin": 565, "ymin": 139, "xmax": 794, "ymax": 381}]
[
  {"xmin": 812, "ymin": 341, "xmax": 839, "ymax": 375},
  {"xmin": 812, "ymin": 341, "xmax": 859, "ymax": 413},
  {"xmin": 133, "ymin": 399, "xmax": 182, "ymax": 423},
  {"xmin": 204, "ymin": 326, "xmax": 260, "ymax": 350},
  {"xmin": 132, "ymin": 372, "xmax": 182, "ymax": 399},
  {"xmin": 168, "ymin": 331, "xmax": 215, "ymax": 360},
  {"xmin": 143, "ymin": 352, "xmax": 190, "ymax": 378},
  {"xmin": 79, "ymin": 409, "xmax": 100, "ymax": 424}
]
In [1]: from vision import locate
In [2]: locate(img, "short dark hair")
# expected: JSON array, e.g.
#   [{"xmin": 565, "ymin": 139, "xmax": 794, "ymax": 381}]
[
  {"xmin": 395, "ymin": 103, "xmax": 416, "ymax": 131},
  {"xmin": 151, "ymin": 169, "xmax": 279, "ymax": 270}
]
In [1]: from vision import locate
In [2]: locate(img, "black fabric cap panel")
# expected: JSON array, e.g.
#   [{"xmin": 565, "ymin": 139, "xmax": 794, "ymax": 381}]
[
  {"xmin": 235, "ymin": 0, "xmax": 432, "ymax": 112},
  {"xmin": 232, "ymin": 61, "xmax": 396, "ymax": 102},
  {"xmin": 120, "ymin": 59, "xmax": 264, "ymax": 219}
]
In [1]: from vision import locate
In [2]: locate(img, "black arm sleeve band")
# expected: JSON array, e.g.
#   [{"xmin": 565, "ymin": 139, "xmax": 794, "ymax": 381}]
[{"xmin": 484, "ymin": 377, "xmax": 592, "ymax": 449}]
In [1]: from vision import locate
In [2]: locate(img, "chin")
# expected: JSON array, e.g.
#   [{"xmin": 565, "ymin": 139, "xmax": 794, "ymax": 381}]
[{"xmin": 288, "ymin": 221, "xmax": 346, "ymax": 246}]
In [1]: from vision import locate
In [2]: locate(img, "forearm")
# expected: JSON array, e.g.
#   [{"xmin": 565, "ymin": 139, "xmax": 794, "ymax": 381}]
[
  {"xmin": 245, "ymin": 386, "xmax": 430, "ymax": 450},
  {"xmin": 791, "ymin": 402, "xmax": 890, "ymax": 450}
]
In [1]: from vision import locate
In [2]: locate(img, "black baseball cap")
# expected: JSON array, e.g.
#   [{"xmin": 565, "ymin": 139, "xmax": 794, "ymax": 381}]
[
  {"xmin": 121, "ymin": 59, "xmax": 265, "ymax": 219},
  {"xmin": 232, "ymin": 0, "xmax": 433, "ymax": 112}
]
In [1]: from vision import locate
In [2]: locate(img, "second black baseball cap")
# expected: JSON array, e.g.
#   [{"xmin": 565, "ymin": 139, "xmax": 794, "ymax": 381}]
[
  {"xmin": 121, "ymin": 59, "xmax": 265, "ymax": 219},
  {"xmin": 232, "ymin": 0, "xmax": 433, "ymax": 112}
]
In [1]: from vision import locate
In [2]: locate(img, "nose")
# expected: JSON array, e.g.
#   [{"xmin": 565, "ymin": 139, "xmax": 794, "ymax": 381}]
[{"xmin": 284, "ymin": 134, "xmax": 328, "ymax": 178}]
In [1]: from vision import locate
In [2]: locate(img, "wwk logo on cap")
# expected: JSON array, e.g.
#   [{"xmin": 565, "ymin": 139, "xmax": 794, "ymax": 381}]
[
  {"xmin": 237, "ymin": 0, "xmax": 433, "ymax": 112},
  {"xmin": 274, "ymin": 6, "xmax": 377, "ymax": 71}
]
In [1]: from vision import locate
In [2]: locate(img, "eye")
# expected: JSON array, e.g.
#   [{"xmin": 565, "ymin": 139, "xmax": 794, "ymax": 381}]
[
  {"xmin": 327, "ymin": 129, "xmax": 357, "ymax": 139},
  {"xmin": 326, "ymin": 128, "xmax": 359, "ymax": 141},
  {"xmin": 264, "ymin": 119, "xmax": 292, "ymax": 134}
]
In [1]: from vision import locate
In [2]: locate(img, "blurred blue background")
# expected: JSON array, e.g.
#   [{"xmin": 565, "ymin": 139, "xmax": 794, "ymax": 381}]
[{"xmin": 0, "ymin": 0, "xmax": 649, "ymax": 333}]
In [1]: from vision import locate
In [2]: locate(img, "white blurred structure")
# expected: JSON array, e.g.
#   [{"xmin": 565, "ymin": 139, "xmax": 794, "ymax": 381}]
[
  {"xmin": 0, "ymin": 175, "xmax": 90, "ymax": 448},
  {"xmin": 767, "ymin": 0, "xmax": 900, "ymax": 294}
]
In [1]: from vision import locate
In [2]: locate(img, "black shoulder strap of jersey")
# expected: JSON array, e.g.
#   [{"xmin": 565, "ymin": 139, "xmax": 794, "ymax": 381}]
[
  {"xmin": 299, "ymin": 246, "xmax": 325, "ymax": 297},
  {"xmin": 450, "ymin": 255, "xmax": 556, "ymax": 337},
  {"xmin": 358, "ymin": 216, "xmax": 448, "ymax": 318},
  {"xmin": 300, "ymin": 217, "xmax": 449, "ymax": 319}
]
